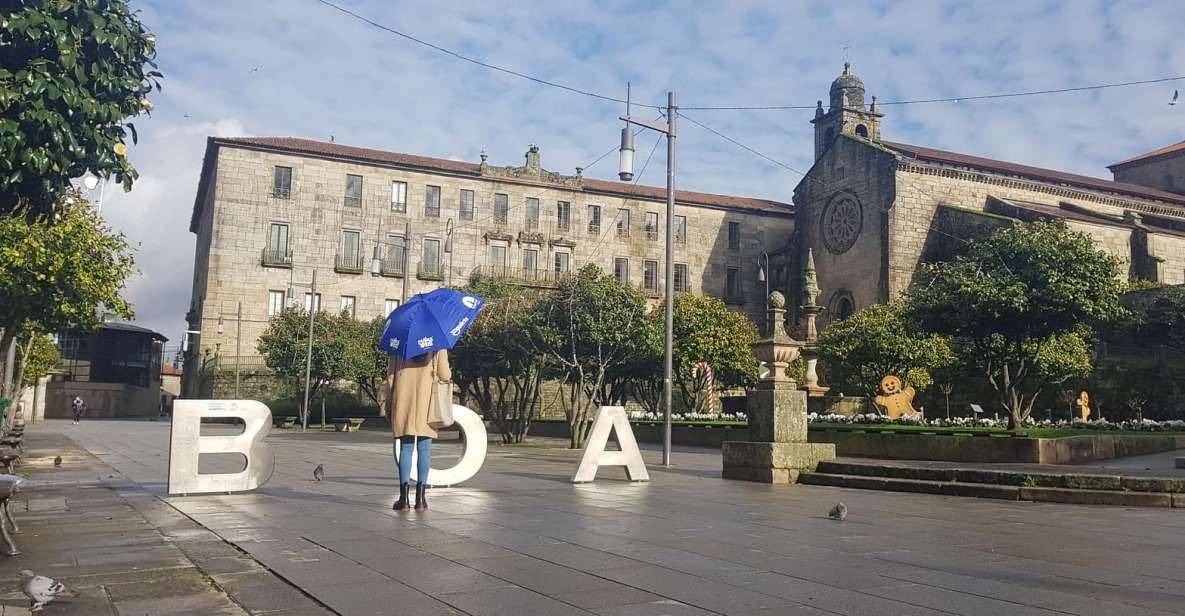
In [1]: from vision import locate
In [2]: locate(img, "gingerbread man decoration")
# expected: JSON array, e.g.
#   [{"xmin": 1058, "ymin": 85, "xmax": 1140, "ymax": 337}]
[
  {"xmin": 1076, "ymin": 391, "xmax": 1091, "ymax": 421},
  {"xmin": 873, "ymin": 375, "xmax": 918, "ymax": 420}
]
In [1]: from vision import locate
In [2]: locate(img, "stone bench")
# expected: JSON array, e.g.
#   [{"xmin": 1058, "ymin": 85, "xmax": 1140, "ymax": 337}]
[
  {"xmin": 0, "ymin": 437, "xmax": 22, "ymax": 454},
  {"xmin": 273, "ymin": 416, "xmax": 297, "ymax": 429},
  {"xmin": 0, "ymin": 454, "xmax": 20, "ymax": 474},
  {"xmin": 332, "ymin": 418, "xmax": 365, "ymax": 432},
  {"xmin": 0, "ymin": 480, "xmax": 21, "ymax": 556}
]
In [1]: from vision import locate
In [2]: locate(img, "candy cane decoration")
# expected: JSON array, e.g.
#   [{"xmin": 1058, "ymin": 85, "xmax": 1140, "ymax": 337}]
[{"xmin": 693, "ymin": 362, "xmax": 717, "ymax": 414}]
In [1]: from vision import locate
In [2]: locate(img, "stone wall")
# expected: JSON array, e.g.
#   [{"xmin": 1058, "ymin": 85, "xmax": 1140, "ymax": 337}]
[
  {"xmin": 188, "ymin": 144, "xmax": 794, "ymax": 362},
  {"xmin": 1111, "ymin": 154, "xmax": 1185, "ymax": 195}
]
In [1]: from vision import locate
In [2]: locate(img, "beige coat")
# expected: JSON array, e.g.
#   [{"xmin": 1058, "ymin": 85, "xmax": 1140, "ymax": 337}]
[{"xmin": 386, "ymin": 349, "xmax": 451, "ymax": 439}]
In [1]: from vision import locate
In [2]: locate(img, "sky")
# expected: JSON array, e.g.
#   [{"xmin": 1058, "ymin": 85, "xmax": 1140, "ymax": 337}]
[{"xmin": 100, "ymin": 0, "xmax": 1185, "ymax": 349}]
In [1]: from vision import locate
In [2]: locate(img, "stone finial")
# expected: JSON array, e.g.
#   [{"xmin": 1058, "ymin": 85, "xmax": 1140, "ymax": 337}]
[
  {"xmin": 575, "ymin": 166, "xmax": 583, "ymax": 178},
  {"xmin": 479, "ymin": 149, "xmax": 488, "ymax": 164},
  {"xmin": 870, "ymin": 95, "xmax": 878, "ymax": 113},
  {"xmin": 843, "ymin": 61, "xmax": 850, "ymax": 75},
  {"xmin": 525, "ymin": 145, "xmax": 541, "ymax": 174},
  {"xmin": 803, "ymin": 248, "xmax": 820, "ymax": 308},
  {"xmin": 768, "ymin": 290, "xmax": 785, "ymax": 309},
  {"xmin": 814, "ymin": 100, "xmax": 824, "ymax": 119}
]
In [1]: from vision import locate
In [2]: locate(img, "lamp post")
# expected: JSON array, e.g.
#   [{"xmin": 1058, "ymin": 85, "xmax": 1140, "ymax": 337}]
[
  {"xmin": 216, "ymin": 301, "xmax": 243, "ymax": 399},
  {"xmin": 756, "ymin": 251, "xmax": 770, "ymax": 310},
  {"xmin": 444, "ymin": 218, "xmax": 455, "ymax": 288},
  {"xmin": 287, "ymin": 269, "xmax": 318, "ymax": 432},
  {"xmin": 81, "ymin": 173, "xmax": 107, "ymax": 214},
  {"xmin": 619, "ymin": 89, "xmax": 677, "ymax": 467}
]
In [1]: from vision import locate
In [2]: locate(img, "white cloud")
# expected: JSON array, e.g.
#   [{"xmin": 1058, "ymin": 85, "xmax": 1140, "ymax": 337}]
[{"xmin": 117, "ymin": 0, "xmax": 1185, "ymax": 343}]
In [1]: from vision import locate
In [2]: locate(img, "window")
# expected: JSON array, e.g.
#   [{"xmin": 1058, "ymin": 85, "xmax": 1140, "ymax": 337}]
[
  {"xmin": 340, "ymin": 295, "xmax": 356, "ymax": 318},
  {"xmin": 643, "ymin": 260, "xmax": 658, "ymax": 291},
  {"xmin": 645, "ymin": 212, "xmax": 658, "ymax": 241},
  {"xmin": 614, "ymin": 257, "xmax": 630, "ymax": 283},
  {"xmin": 425, "ymin": 185, "xmax": 441, "ymax": 217},
  {"xmin": 523, "ymin": 248, "xmax": 538, "ymax": 271},
  {"xmin": 728, "ymin": 221, "xmax": 741, "ymax": 251},
  {"xmin": 391, "ymin": 181, "xmax": 407, "ymax": 212},
  {"xmin": 525, "ymin": 197, "xmax": 540, "ymax": 230},
  {"xmin": 423, "ymin": 238, "xmax": 441, "ymax": 273},
  {"xmin": 268, "ymin": 290, "xmax": 286, "ymax": 316},
  {"xmin": 384, "ymin": 299, "xmax": 400, "ymax": 316},
  {"xmin": 337, "ymin": 230, "xmax": 361, "ymax": 271},
  {"xmin": 587, "ymin": 204, "xmax": 601, "ymax": 234},
  {"xmin": 556, "ymin": 201, "xmax": 571, "ymax": 232},
  {"xmin": 674, "ymin": 263, "xmax": 688, "ymax": 292},
  {"xmin": 385, "ymin": 234, "xmax": 406, "ymax": 272},
  {"xmin": 344, "ymin": 174, "xmax": 362, "ymax": 207},
  {"xmin": 856, "ymin": 124, "xmax": 869, "ymax": 138},
  {"xmin": 835, "ymin": 296, "xmax": 855, "ymax": 320},
  {"xmin": 494, "ymin": 193, "xmax": 509, "ymax": 225},
  {"xmin": 459, "ymin": 189, "xmax": 474, "ymax": 220},
  {"xmin": 675, "ymin": 215, "xmax": 687, "ymax": 243},
  {"xmin": 267, "ymin": 223, "xmax": 289, "ymax": 256},
  {"xmin": 272, "ymin": 166, "xmax": 292, "ymax": 199},
  {"xmin": 726, "ymin": 267, "xmax": 740, "ymax": 299},
  {"xmin": 616, "ymin": 208, "xmax": 630, "ymax": 237},
  {"xmin": 304, "ymin": 293, "xmax": 322, "ymax": 312},
  {"xmin": 554, "ymin": 251, "xmax": 570, "ymax": 274},
  {"xmin": 488, "ymin": 244, "xmax": 507, "ymax": 268}
]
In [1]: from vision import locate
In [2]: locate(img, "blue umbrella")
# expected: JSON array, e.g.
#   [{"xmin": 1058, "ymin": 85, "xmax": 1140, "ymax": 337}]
[{"xmin": 379, "ymin": 288, "xmax": 485, "ymax": 359}]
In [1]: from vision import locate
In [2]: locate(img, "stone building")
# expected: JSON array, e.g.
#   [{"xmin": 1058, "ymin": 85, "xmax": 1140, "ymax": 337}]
[
  {"xmin": 793, "ymin": 63, "xmax": 1185, "ymax": 321},
  {"xmin": 184, "ymin": 137, "xmax": 795, "ymax": 378}
]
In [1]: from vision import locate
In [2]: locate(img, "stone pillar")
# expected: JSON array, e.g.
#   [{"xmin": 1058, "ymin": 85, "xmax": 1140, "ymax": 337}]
[
  {"xmin": 32, "ymin": 376, "xmax": 48, "ymax": 423},
  {"xmin": 721, "ymin": 291, "xmax": 836, "ymax": 484},
  {"xmin": 798, "ymin": 249, "xmax": 830, "ymax": 397}
]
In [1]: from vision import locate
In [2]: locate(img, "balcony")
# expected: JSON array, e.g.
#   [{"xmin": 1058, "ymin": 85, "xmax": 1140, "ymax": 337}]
[
  {"xmin": 417, "ymin": 260, "xmax": 444, "ymax": 281},
  {"xmin": 588, "ymin": 222, "xmax": 601, "ymax": 235},
  {"xmin": 473, "ymin": 265, "xmax": 563, "ymax": 288},
  {"xmin": 616, "ymin": 225, "xmax": 630, "ymax": 238},
  {"xmin": 272, "ymin": 187, "xmax": 291, "ymax": 199},
  {"xmin": 344, "ymin": 196, "xmax": 362, "ymax": 208},
  {"xmin": 377, "ymin": 257, "xmax": 404, "ymax": 278},
  {"xmin": 639, "ymin": 282, "xmax": 662, "ymax": 298},
  {"xmin": 557, "ymin": 220, "xmax": 570, "ymax": 233},
  {"xmin": 335, "ymin": 252, "xmax": 365, "ymax": 274},
  {"xmin": 261, "ymin": 247, "xmax": 293, "ymax": 268},
  {"xmin": 645, "ymin": 228, "xmax": 659, "ymax": 241}
]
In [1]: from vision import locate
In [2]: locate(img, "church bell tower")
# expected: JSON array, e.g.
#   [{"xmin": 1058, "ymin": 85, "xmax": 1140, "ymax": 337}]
[{"xmin": 811, "ymin": 63, "xmax": 883, "ymax": 161}]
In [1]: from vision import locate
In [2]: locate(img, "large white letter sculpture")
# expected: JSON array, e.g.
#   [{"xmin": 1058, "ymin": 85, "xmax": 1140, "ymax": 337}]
[
  {"xmin": 168, "ymin": 400, "xmax": 274, "ymax": 496},
  {"xmin": 572, "ymin": 406, "xmax": 650, "ymax": 483},
  {"xmin": 401, "ymin": 404, "xmax": 487, "ymax": 487}
]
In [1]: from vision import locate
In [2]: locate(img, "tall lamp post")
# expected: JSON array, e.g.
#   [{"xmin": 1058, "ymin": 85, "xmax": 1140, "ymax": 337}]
[
  {"xmin": 287, "ymin": 269, "xmax": 318, "ymax": 432},
  {"xmin": 216, "ymin": 301, "xmax": 243, "ymax": 399},
  {"xmin": 619, "ymin": 90, "xmax": 677, "ymax": 467},
  {"xmin": 444, "ymin": 218, "xmax": 455, "ymax": 287},
  {"xmin": 756, "ymin": 251, "xmax": 770, "ymax": 307}
]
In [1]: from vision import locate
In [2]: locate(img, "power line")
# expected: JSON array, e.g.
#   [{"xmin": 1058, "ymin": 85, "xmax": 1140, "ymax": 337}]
[
  {"xmin": 679, "ymin": 112, "xmax": 806, "ymax": 176},
  {"xmin": 680, "ymin": 75, "xmax": 1185, "ymax": 111},
  {"xmin": 313, "ymin": 0, "xmax": 661, "ymax": 110}
]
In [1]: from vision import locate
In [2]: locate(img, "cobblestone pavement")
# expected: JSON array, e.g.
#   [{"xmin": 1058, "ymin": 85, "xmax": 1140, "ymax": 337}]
[{"xmin": 28, "ymin": 419, "xmax": 1185, "ymax": 615}]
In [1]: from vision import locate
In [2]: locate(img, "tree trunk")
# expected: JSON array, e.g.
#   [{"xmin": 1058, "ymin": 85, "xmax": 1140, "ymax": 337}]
[{"xmin": 0, "ymin": 329, "xmax": 17, "ymax": 400}]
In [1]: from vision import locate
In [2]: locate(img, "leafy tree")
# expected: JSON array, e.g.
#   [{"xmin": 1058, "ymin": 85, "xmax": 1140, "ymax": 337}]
[
  {"xmin": 536, "ymin": 265, "xmax": 649, "ymax": 448},
  {"xmin": 634, "ymin": 295, "xmax": 760, "ymax": 414},
  {"xmin": 2, "ymin": 0, "xmax": 161, "ymax": 217},
  {"xmin": 908, "ymin": 221, "xmax": 1124, "ymax": 429},
  {"xmin": 16, "ymin": 329, "xmax": 59, "ymax": 389},
  {"xmin": 451, "ymin": 278, "xmax": 551, "ymax": 444},
  {"xmin": 338, "ymin": 316, "xmax": 387, "ymax": 408},
  {"xmin": 0, "ymin": 196, "xmax": 134, "ymax": 397},
  {"xmin": 819, "ymin": 301, "xmax": 954, "ymax": 398},
  {"xmin": 1101, "ymin": 285, "xmax": 1185, "ymax": 351},
  {"xmin": 256, "ymin": 308, "xmax": 353, "ymax": 427}
]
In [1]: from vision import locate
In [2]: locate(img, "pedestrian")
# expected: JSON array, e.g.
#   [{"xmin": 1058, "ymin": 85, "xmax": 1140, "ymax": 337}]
[
  {"xmin": 387, "ymin": 349, "xmax": 450, "ymax": 512},
  {"xmin": 70, "ymin": 396, "xmax": 86, "ymax": 424}
]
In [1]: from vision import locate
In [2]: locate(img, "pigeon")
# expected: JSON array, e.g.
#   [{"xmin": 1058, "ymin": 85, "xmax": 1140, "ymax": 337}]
[
  {"xmin": 20, "ymin": 570, "xmax": 79, "ymax": 611},
  {"xmin": 53, "ymin": 455, "xmax": 62, "ymax": 467},
  {"xmin": 313, "ymin": 464, "xmax": 324, "ymax": 482},
  {"xmin": 1171, "ymin": 89, "xmax": 1179, "ymax": 106},
  {"xmin": 828, "ymin": 502, "xmax": 848, "ymax": 521},
  {"xmin": 250, "ymin": 65, "xmax": 262, "ymax": 74}
]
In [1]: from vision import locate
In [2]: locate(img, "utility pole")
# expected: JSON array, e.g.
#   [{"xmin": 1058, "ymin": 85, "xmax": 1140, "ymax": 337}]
[
  {"xmin": 234, "ymin": 301, "xmax": 242, "ymax": 398},
  {"xmin": 619, "ymin": 89, "xmax": 677, "ymax": 467},
  {"xmin": 401, "ymin": 221, "xmax": 411, "ymax": 303}
]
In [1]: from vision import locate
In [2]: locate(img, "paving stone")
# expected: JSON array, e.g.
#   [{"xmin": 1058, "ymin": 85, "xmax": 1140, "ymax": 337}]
[{"xmin": 438, "ymin": 586, "xmax": 594, "ymax": 615}]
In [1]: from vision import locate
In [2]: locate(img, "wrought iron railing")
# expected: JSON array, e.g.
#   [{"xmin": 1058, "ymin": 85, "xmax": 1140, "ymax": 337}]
[
  {"xmin": 261, "ymin": 247, "xmax": 293, "ymax": 268},
  {"xmin": 335, "ymin": 253, "xmax": 364, "ymax": 274}
]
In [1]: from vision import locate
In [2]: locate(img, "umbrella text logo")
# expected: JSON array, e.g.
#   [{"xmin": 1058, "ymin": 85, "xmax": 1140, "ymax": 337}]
[
  {"xmin": 462, "ymin": 296, "xmax": 478, "ymax": 309},
  {"xmin": 388, "ymin": 338, "xmax": 400, "ymax": 350},
  {"xmin": 449, "ymin": 317, "xmax": 469, "ymax": 337},
  {"xmin": 417, "ymin": 336, "xmax": 434, "ymax": 349}
]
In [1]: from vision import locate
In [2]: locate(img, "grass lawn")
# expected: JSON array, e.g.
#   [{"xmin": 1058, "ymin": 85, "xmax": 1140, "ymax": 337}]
[{"xmin": 808, "ymin": 422, "xmax": 1185, "ymax": 439}]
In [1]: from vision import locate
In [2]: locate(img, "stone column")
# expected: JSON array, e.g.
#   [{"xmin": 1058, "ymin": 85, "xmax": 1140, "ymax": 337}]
[
  {"xmin": 798, "ymin": 249, "xmax": 829, "ymax": 397},
  {"xmin": 721, "ymin": 291, "xmax": 836, "ymax": 483}
]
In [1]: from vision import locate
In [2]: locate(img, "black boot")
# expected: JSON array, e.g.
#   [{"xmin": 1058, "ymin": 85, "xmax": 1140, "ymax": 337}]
[
  {"xmin": 393, "ymin": 483, "xmax": 410, "ymax": 511},
  {"xmin": 414, "ymin": 483, "xmax": 428, "ymax": 512}
]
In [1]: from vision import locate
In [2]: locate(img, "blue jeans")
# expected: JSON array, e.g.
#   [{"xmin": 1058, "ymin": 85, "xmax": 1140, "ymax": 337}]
[{"xmin": 394, "ymin": 437, "xmax": 432, "ymax": 485}]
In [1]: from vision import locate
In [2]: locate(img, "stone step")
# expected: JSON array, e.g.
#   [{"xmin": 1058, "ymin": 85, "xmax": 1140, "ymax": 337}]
[
  {"xmin": 799, "ymin": 472, "xmax": 1185, "ymax": 507},
  {"xmin": 814, "ymin": 460, "xmax": 1185, "ymax": 493}
]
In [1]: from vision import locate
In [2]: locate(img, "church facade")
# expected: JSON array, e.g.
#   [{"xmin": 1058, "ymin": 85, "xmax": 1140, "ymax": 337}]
[{"xmin": 791, "ymin": 64, "xmax": 1185, "ymax": 323}]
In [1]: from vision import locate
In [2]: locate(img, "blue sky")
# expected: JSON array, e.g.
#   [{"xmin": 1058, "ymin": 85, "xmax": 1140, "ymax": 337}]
[{"xmin": 102, "ymin": 0, "xmax": 1185, "ymax": 345}]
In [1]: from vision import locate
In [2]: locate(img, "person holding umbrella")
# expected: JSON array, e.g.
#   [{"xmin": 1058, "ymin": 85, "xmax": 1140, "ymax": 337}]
[{"xmin": 381, "ymin": 288, "xmax": 484, "ymax": 512}]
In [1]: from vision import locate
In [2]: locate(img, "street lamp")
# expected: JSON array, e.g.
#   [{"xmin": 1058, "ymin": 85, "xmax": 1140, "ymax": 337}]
[
  {"xmin": 287, "ymin": 268, "xmax": 319, "ymax": 432},
  {"xmin": 756, "ymin": 251, "xmax": 770, "ymax": 307},
  {"xmin": 81, "ymin": 172, "xmax": 107, "ymax": 214},
  {"xmin": 444, "ymin": 218, "xmax": 455, "ymax": 287},
  {"xmin": 619, "ymin": 89, "xmax": 677, "ymax": 467},
  {"xmin": 215, "ymin": 302, "xmax": 243, "ymax": 399}
]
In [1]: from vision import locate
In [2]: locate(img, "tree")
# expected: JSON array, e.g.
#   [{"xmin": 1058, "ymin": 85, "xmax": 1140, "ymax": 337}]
[
  {"xmin": 2, "ymin": 0, "xmax": 161, "ymax": 217},
  {"xmin": 339, "ymin": 316, "xmax": 387, "ymax": 408},
  {"xmin": 16, "ymin": 329, "xmax": 59, "ymax": 389},
  {"xmin": 634, "ymin": 295, "xmax": 760, "ymax": 414},
  {"xmin": 536, "ymin": 265, "xmax": 649, "ymax": 448},
  {"xmin": 908, "ymin": 221, "xmax": 1125, "ymax": 429},
  {"xmin": 451, "ymin": 278, "xmax": 550, "ymax": 444},
  {"xmin": 819, "ymin": 302, "xmax": 954, "ymax": 398},
  {"xmin": 256, "ymin": 308, "xmax": 352, "ymax": 426},
  {"xmin": 0, "ymin": 196, "xmax": 135, "ymax": 397}
]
